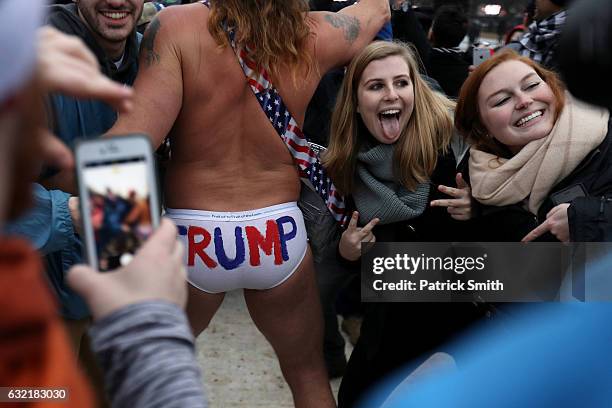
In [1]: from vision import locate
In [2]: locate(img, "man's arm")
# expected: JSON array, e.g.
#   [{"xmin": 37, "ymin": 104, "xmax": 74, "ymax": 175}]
[
  {"xmin": 107, "ymin": 8, "xmax": 185, "ymax": 149},
  {"xmin": 311, "ymin": 0, "xmax": 391, "ymax": 73},
  {"xmin": 4, "ymin": 184, "xmax": 78, "ymax": 255},
  {"xmin": 90, "ymin": 302, "xmax": 206, "ymax": 408}
]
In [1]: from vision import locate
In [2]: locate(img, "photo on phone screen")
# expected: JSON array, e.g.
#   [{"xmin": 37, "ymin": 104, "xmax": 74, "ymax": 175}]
[{"xmin": 77, "ymin": 136, "xmax": 159, "ymax": 272}]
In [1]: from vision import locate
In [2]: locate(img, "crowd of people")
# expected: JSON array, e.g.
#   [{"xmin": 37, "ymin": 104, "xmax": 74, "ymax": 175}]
[{"xmin": 2, "ymin": 0, "xmax": 611, "ymax": 407}]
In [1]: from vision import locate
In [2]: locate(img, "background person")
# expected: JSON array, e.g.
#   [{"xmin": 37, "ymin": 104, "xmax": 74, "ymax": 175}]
[
  {"xmin": 515, "ymin": 0, "xmax": 574, "ymax": 72},
  {"xmin": 385, "ymin": 4, "xmax": 470, "ymax": 99},
  {"xmin": 322, "ymin": 41, "xmax": 486, "ymax": 408}
]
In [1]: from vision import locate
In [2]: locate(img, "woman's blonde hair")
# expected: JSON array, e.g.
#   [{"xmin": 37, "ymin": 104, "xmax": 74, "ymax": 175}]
[
  {"xmin": 208, "ymin": 0, "xmax": 314, "ymax": 85},
  {"xmin": 323, "ymin": 41, "xmax": 455, "ymax": 194}
]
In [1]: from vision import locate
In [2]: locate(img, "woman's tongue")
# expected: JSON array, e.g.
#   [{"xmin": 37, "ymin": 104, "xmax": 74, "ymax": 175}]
[{"xmin": 380, "ymin": 115, "xmax": 400, "ymax": 140}]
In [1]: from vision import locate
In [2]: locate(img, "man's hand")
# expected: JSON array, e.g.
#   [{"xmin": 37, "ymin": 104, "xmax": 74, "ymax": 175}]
[
  {"xmin": 521, "ymin": 204, "xmax": 571, "ymax": 242},
  {"xmin": 430, "ymin": 173, "xmax": 473, "ymax": 221},
  {"xmin": 68, "ymin": 219, "xmax": 187, "ymax": 320},
  {"xmin": 339, "ymin": 211, "xmax": 379, "ymax": 261},
  {"xmin": 36, "ymin": 26, "xmax": 133, "ymax": 112}
]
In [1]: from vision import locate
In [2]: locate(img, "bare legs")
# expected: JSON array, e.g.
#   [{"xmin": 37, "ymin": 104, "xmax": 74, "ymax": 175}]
[
  {"xmin": 186, "ymin": 283, "xmax": 225, "ymax": 336},
  {"xmin": 244, "ymin": 249, "xmax": 335, "ymax": 408},
  {"xmin": 186, "ymin": 248, "xmax": 335, "ymax": 407}
]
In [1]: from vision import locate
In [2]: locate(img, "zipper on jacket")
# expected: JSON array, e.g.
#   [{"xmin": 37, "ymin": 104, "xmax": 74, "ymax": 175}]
[{"xmin": 598, "ymin": 196, "xmax": 611, "ymax": 221}]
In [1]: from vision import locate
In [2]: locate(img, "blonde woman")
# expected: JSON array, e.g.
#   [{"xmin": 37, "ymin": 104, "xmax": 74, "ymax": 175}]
[{"xmin": 323, "ymin": 41, "xmax": 486, "ymax": 407}]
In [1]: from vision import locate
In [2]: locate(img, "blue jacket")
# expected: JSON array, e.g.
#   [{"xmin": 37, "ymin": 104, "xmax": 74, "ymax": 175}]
[{"xmin": 5, "ymin": 4, "xmax": 141, "ymax": 319}]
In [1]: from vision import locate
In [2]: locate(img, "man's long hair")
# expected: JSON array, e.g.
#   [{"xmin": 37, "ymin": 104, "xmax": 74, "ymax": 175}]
[{"xmin": 208, "ymin": 0, "xmax": 314, "ymax": 84}]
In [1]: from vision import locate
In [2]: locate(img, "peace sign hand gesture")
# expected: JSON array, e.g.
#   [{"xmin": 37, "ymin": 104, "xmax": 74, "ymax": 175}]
[
  {"xmin": 339, "ymin": 211, "xmax": 380, "ymax": 261},
  {"xmin": 430, "ymin": 173, "xmax": 473, "ymax": 221}
]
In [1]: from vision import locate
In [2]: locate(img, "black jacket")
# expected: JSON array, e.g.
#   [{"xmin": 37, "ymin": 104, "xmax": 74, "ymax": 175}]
[
  {"xmin": 474, "ymin": 119, "xmax": 612, "ymax": 242},
  {"xmin": 425, "ymin": 48, "xmax": 469, "ymax": 99},
  {"xmin": 338, "ymin": 148, "xmax": 488, "ymax": 408}
]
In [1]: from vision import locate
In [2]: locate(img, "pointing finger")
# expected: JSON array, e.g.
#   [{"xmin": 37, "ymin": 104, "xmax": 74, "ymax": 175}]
[{"xmin": 521, "ymin": 220, "xmax": 551, "ymax": 242}]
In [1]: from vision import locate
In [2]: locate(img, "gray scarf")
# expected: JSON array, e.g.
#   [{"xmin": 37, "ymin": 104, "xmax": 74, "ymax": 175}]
[{"xmin": 353, "ymin": 144, "xmax": 431, "ymax": 225}]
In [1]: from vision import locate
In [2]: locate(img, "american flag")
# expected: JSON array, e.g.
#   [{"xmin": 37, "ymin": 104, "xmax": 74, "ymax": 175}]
[{"xmin": 213, "ymin": 10, "xmax": 347, "ymax": 226}]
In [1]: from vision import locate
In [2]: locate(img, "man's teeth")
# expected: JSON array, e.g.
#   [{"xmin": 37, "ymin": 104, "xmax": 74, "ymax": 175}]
[
  {"xmin": 516, "ymin": 110, "xmax": 543, "ymax": 127},
  {"xmin": 103, "ymin": 12, "xmax": 129, "ymax": 20}
]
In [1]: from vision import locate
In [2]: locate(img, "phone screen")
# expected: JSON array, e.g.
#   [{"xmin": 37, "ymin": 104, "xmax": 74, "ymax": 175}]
[
  {"xmin": 82, "ymin": 156, "xmax": 154, "ymax": 271},
  {"xmin": 473, "ymin": 48, "xmax": 492, "ymax": 66}
]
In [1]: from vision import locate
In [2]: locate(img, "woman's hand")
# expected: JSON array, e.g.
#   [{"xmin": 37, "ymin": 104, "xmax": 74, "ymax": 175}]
[
  {"xmin": 430, "ymin": 173, "xmax": 473, "ymax": 221},
  {"xmin": 521, "ymin": 203, "xmax": 571, "ymax": 242},
  {"xmin": 339, "ymin": 211, "xmax": 379, "ymax": 261}
]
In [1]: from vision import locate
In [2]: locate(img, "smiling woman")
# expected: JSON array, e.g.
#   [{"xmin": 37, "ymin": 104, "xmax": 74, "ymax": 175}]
[{"xmin": 455, "ymin": 49, "xmax": 612, "ymax": 243}]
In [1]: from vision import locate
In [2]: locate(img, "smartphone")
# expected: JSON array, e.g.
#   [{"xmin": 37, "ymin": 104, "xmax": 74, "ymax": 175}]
[
  {"xmin": 473, "ymin": 47, "xmax": 493, "ymax": 66},
  {"xmin": 75, "ymin": 134, "xmax": 160, "ymax": 271}
]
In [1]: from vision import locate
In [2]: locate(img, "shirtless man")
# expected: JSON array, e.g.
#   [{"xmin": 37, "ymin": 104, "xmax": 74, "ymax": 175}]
[{"xmin": 107, "ymin": 1, "xmax": 390, "ymax": 405}]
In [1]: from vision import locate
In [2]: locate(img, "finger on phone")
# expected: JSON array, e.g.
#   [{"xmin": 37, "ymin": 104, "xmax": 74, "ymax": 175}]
[{"xmin": 144, "ymin": 218, "xmax": 177, "ymax": 253}]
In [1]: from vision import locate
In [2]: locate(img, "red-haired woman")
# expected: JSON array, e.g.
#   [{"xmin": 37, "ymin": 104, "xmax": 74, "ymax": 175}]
[{"xmin": 455, "ymin": 50, "xmax": 612, "ymax": 242}]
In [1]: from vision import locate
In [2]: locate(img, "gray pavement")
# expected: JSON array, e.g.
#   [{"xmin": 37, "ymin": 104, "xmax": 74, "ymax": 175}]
[{"xmin": 196, "ymin": 289, "xmax": 351, "ymax": 408}]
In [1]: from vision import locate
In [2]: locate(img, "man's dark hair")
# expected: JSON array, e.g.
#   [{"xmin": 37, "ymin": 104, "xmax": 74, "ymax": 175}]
[{"xmin": 431, "ymin": 5, "xmax": 468, "ymax": 48}]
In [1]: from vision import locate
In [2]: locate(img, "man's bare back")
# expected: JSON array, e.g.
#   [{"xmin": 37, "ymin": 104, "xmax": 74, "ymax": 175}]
[
  {"xmin": 108, "ymin": 1, "xmax": 389, "ymax": 212},
  {"xmin": 107, "ymin": 2, "xmax": 390, "ymax": 405}
]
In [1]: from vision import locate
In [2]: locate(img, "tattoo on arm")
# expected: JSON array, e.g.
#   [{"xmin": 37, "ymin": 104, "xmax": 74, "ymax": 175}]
[
  {"xmin": 142, "ymin": 17, "xmax": 161, "ymax": 67},
  {"xmin": 324, "ymin": 14, "xmax": 361, "ymax": 44}
]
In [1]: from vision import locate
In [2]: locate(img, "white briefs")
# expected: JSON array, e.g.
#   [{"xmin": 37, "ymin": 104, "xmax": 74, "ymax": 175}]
[{"xmin": 166, "ymin": 202, "xmax": 308, "ymax": 293}]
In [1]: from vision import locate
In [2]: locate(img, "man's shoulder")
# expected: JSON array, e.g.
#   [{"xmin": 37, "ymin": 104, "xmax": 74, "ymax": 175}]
[
  {"xmin": 156, "ymin": 2, "xmax": 206, "ymax": 28},
  {"xmin": 148, "ymin": 2, "xmax": 209, "ymax": 49}
]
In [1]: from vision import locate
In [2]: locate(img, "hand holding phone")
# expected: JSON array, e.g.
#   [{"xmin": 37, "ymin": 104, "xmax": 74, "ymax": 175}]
[
  {"xmin": 75, "ymin": 134, "xmax": 160, "ymax": 271},
  {"xmin": 68, "ymin": 218, "xmax": 187, "ymax": 320}
]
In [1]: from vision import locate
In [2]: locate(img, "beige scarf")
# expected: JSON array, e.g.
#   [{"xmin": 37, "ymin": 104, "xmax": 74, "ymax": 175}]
[{"xmin": 469, "ymin": 94, "xmax": 610, "ymax": 214}]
